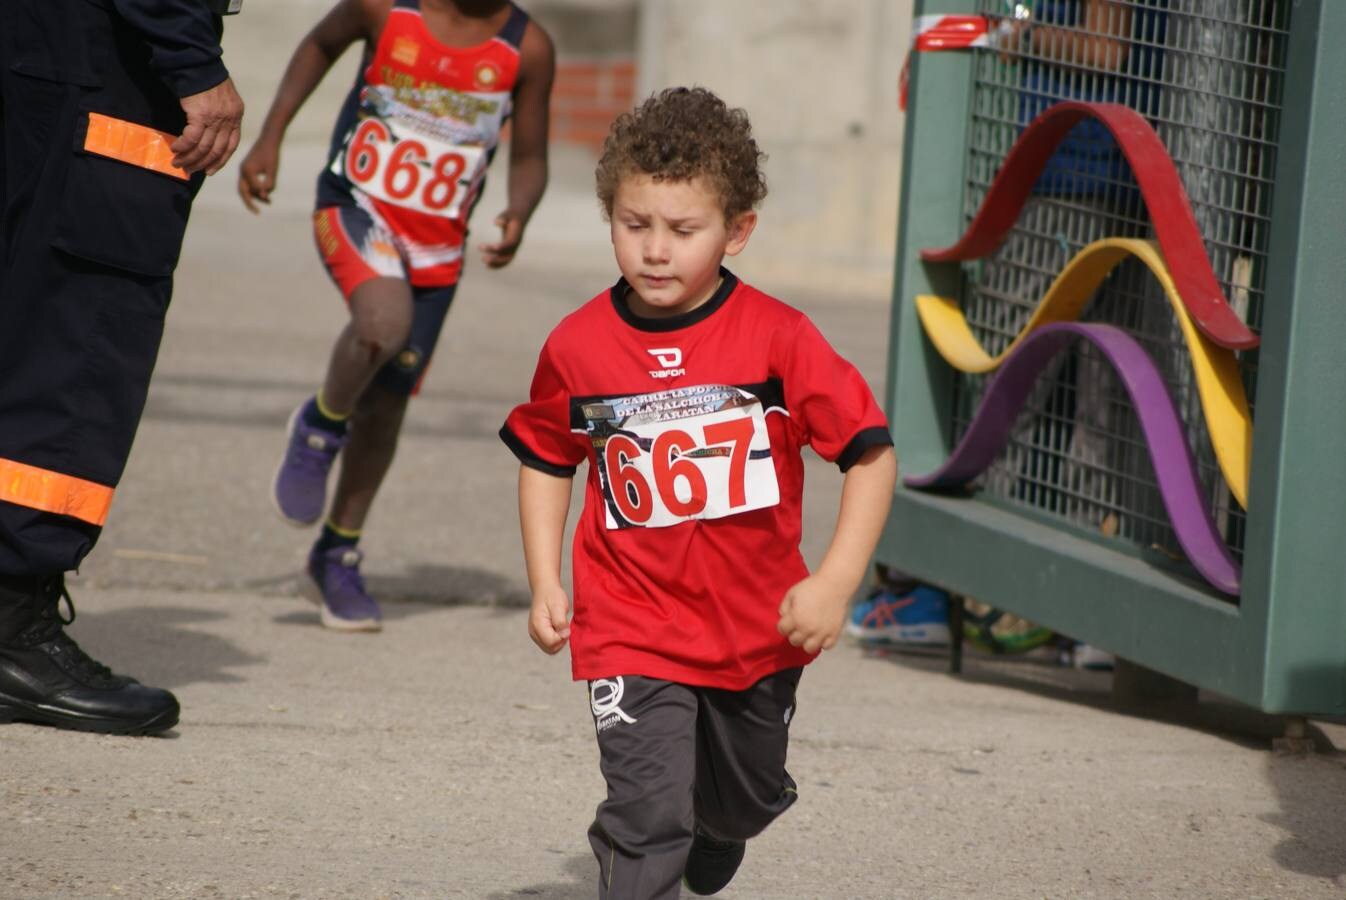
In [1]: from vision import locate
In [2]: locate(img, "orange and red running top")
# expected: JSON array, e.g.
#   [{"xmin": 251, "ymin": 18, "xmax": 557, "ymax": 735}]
[{"xmin": 318, "ymin": 0, "xmax": 528, "ymax": 286}]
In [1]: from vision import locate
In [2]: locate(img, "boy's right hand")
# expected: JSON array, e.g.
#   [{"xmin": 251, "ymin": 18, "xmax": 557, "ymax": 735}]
[
  {"xmin": 528, "ymin": 584, "xmax": 572, "ymax": 654},
  {"xmin": 237, "ymin": 139, "xmax": 280, "ymax": 213}
]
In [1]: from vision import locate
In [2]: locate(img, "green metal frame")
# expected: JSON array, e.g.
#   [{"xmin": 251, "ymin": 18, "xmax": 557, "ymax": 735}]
[{"xmin": 879, "ymin": 0, "xmax": 1346, "ymax": 714}]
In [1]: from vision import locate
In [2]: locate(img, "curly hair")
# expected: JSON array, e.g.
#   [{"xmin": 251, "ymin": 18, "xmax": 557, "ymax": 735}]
[{"xmin": 595, "ymin": 87, "xmax": 768, "ymax": 222}]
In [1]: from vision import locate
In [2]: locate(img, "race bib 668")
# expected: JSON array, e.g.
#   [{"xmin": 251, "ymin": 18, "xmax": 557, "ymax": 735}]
[
  {"xmin": 334, "ymin": 115, "xmax": 485, "ymax": 219},
  {"xmin": 581, "ymin": 385, "xmax": 780, "ymax": 530}
]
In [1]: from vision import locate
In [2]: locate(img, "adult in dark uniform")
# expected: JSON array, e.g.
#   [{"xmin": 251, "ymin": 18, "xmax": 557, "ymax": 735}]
[{"xmin": 0, "ymin": 0, "xmax": 245, "ymax": 735}]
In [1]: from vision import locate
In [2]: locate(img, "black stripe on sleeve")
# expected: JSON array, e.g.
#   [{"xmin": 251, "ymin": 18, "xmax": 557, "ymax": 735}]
[
  {"xmin": 499, "ymin": 425, "xmax": 578, "ymax": 478},
  {"xmin": 836, "ymin": 426, "xmax": 894, "ymax": 473}
]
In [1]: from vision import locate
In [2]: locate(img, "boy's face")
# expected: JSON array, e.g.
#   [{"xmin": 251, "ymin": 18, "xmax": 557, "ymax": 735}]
[{"xmin": 609, "ymin": 174, "xmax": 756, "ymax": 319}]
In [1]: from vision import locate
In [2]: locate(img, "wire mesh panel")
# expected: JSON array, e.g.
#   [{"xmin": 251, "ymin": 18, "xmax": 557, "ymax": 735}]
[{"xmin": 955, "ymin": 0, "xmax": 1290, "ymax": 585}]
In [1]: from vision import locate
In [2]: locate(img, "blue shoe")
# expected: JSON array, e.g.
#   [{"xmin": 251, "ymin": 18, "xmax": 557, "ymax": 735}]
[
  {"xmin": 845, "ymin": 584, "xmax": 951, "ymax": 646},
  {"xmin": 303, "ymin": 547, "xmax": 382, "ymax": 632},
  {"xmin": 273, "ymin": 399, "xmax": 347, "ymax": 526}
]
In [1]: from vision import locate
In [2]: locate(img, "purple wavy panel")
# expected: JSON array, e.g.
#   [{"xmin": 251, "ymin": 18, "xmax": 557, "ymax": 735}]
[{"xmin": 905, "ymin": 323, "xmax": 1241, "ymax": 595}]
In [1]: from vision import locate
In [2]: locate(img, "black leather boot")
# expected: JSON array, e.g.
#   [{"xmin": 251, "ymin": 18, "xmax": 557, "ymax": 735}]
[{"xmin": 0, "ymin": 575, "xmax": 179, "ymax": 735}]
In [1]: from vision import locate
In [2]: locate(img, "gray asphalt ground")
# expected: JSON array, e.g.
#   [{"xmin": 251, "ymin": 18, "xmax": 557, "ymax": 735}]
[{"xmin": 6, "ymin": 13, "xmax": 1346, "ymax": 898}]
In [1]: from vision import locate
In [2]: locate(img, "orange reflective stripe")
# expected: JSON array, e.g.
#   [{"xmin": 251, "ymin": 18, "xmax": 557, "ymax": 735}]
[
  {"xmin": 83, "ymin": 112, "xmax": 188, "ymax": 181},
  {"xmin": 0, "ymin": 458, "xmax": 115, "ymax": 527}
]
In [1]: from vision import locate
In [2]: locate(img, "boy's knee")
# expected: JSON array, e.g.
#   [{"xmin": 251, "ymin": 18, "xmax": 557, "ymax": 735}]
[
  {"xmin": 595, "ymin": 777, "xmax": 694, "ymax": 852},
  {"xmin": 351, "ymin": 323, "xmax": 408, "ymax": 364},
  {"xmin": 695, "ymin": 807, "xmax": 774, "ymax": 843},
  {"xmin": 347, "ymin": 301, "xmax": 412, "ymax": 361},
  {"xmin": 696, "ymin": 780, "xmax": 796, "ymax": 842}
]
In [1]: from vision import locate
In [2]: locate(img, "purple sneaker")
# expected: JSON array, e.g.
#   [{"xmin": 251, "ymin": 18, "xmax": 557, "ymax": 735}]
[
  {"xmin": 273, "ymin": 399, "xmax": 347, "ymax": 526},
  {"xmin": 303, "ymin": 546, "xmax": 382, "ymax": 632}
]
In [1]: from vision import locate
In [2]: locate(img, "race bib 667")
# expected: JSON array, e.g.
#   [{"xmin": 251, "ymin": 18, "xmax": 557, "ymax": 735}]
[{"xmin": 580, "ymin": 385, "xmax": 780, "ymax": 530}]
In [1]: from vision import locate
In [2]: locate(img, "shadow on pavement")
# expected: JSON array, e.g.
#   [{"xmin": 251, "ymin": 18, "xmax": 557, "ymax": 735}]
[
  {"xmin": 272, "ymin": 563, "xmax": 529, "ymax": 628},
  {"xmin": 1263, "ymin": 665, "xmax": 1346, "ymax": 882},
  {"xmin": 365, "ymin": 564, "xmax": 529, "ymax": 609},
  {"xmin": 151, "ymin": 370, "xmax": 524, "ymax": 407},
  {"xmin": 151, "ymin": 372, "xmax": 320, "ymax": 393},
  {"xmin": 141, "ymin": 396, "xmax": 505, "ymax": 442},
  {"xmin": 484, "ymin": 853, "xmax": 595, "ymax": 900},
  {"xmin": 1265, "ymin": 751, "xmax": 1346, "ymax": 882},
  {"xmin": 869, "ymin": 645, "xmax": 1340, "ymax": 752},
  {"xmin": 71, "ymin": 605, "xmax": 266, "ymax": 691}
]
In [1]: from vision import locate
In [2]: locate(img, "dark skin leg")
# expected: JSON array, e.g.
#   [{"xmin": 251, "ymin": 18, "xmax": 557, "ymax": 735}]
[
  {"xmin": 328, "ymin": 384, "xmax": 409, "ymax": 532},
  {"xmin": 318, "ymin": 276, "xmax": 414, "ymax": 532},
  {"xmin": 321, "ymin": 276, "xmax": 412, "ymax": 414}
]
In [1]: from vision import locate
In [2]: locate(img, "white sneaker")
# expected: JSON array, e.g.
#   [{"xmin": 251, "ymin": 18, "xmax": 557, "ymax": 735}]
[{"xmin": 1073, "ymin": 643, "xmax": 1115, "ymax": 670}]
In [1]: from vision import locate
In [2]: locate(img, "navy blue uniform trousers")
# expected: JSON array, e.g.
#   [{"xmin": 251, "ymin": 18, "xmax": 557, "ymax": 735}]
[{"xmin": 0, "ymin": 1, "xmax": 213, "ymax": 577}]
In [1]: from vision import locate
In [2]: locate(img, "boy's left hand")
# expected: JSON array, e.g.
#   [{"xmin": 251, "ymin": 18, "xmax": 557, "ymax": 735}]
[
  {"xmin": 777, "ymin": 572, "xmax": 852, "ymax": 655},
  {"xmin": 480, "ymin": 211, "xmax": 525, "ymax": 268}
]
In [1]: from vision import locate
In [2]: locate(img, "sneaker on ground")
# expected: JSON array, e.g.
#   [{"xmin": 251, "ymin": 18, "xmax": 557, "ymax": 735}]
[
  {"xmin": 1073, "ymin": 643, "xmax": 1115, "ymax": 671},
  {"xmin": 273, "ymin": 399, "xmax": 347, "ymax": 526},
  {"xmin": 682, "ymin": 829, "xmax": 746, "ymax": 896},
  {"xmin": 0, "ymin": 577, "xmax": 179, "ymax": 735},
  {"xmin": 845, "ymin": 584, "xmax": 951, "ymax": 646},
  {"xmin": 303, "ymin": 547, "xmax": 382, "ymax": 632}
]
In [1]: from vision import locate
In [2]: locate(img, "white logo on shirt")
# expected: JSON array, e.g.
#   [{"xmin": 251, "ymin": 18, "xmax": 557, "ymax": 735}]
[
  {"xmin": 591, "ymin": 677, "xmax": 638, "ymax": 733},
  {"xmin": 647, "ymin": 347, "xmax": 685, "ymax": 379}
]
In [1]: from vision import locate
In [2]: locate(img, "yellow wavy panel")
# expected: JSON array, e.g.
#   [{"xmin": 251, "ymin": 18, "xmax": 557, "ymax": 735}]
[{"xmin": 914, "ymin": 237, "xmax": 1252, "ymax": 508}]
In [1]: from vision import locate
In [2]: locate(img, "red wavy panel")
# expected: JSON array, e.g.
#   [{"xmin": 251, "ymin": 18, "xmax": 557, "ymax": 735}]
[{"xmin": 922, "ymin": 101, "xmax": 1259, "ymax": 351}]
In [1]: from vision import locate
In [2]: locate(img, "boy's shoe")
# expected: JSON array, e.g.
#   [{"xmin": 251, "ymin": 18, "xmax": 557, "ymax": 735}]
[
  {"xmin": 845, "ymin": 584, "xmax": 951, "ymax": 646},
  {"xmin": 273, "ymin": 399, "xmax": 347, "ymax": 526},
  {"xmin": 303, "ymin": 547, "xmax": 382, "ymax": 632},
  {"xmin": 682, "ymin": 829, "xmax": 746, "ymax": 896}
]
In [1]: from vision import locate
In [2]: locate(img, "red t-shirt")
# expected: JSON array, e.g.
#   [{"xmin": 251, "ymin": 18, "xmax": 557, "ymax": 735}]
[{"xmin": 501, "ymin": 271, "xmax": 892, "ymax": 690}]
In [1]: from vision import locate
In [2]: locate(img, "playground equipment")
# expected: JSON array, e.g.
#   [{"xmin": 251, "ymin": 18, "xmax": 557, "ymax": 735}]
[{"xmin": 882, "ymin": 0, "xmax": 1346, "ymax": 714}]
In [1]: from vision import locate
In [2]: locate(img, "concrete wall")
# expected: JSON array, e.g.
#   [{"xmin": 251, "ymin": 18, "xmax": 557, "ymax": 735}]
[
  {"xmin": 529, "ymin": 1, "xmax": 639, "ymax": 150},
  {"xmin": 637, "ymin": 0, "xmax": 912, "ymax": 298}
]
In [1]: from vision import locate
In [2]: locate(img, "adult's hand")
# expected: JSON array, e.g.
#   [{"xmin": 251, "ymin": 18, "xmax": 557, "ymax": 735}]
[{"xmin": 172, "ymin": 77, "xmax": 245, "ymax": 176}]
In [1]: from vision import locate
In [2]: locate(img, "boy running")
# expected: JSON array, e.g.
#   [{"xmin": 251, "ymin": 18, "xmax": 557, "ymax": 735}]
[
  {"xmin": 237, "ymin": 0, "xmax": 554, "ymax": 631},
  {"xmin": 500, "ymin": 87, "xmax": 897, "ymax": 899}
]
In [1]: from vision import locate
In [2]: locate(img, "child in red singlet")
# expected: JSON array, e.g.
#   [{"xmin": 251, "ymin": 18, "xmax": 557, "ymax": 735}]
[
  {"xmin": 501, "ymin": 88, "xmax": 897, "ymax": 899},
  {"xmin": 237, "ymin": 0, "xmax": 554, "ymax": 631}
]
